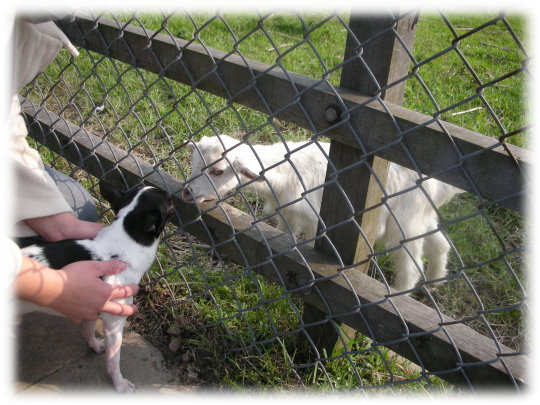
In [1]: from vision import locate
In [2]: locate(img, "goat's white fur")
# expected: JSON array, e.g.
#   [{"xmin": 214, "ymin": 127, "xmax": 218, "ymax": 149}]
[{"xmin": 182, "ymin": 134, "xmax": 462, "ymax": 291}]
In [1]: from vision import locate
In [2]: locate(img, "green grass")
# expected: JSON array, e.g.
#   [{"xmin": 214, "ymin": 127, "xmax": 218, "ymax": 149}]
[
  {"xmin": 135, "ymin": 232, "xmax": 447, "ymax": 391},
  {"xmin": 25, "ymin": 11, "xmax": 528, "ymax": 393},
  {"xmin": 406, "ymin": 14, "xmax": 528, "ymax": 147}
]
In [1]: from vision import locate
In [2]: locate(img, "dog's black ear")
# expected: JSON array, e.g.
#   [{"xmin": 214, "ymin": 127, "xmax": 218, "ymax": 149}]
[
  {"xmin": 143, "ymin": 206, "xmax": 172, "ymax": 237},
  {"xmin": 99, "ymin": 181, "xmax": 125, "ymax": 213},
  {"xmin": 143, "ymin": 211, "xmax": 159, "ymax": 235}
]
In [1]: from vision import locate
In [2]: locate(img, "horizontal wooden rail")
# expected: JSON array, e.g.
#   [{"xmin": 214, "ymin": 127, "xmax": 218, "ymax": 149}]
[
  {"xmin": 23, "ymin": 99, "xmax": 527, "ymax": 389},
  {"xmin": 56, "ymin": 13, "xmax": 530, "ymax": 213}
]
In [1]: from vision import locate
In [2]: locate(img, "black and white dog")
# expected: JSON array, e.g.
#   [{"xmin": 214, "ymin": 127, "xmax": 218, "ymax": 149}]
[{"xmin": 17, "ymin": 182, "xmax": 174, "ymax": 392}]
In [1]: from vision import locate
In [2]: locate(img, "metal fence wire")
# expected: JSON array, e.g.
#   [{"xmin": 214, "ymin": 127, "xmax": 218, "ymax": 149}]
[{"xmin": 21, "ymin": 9, "xmax": 529, "ymax": 393}]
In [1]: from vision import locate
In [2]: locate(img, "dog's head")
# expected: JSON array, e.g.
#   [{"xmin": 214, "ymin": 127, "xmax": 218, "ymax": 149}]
[{"xmin": 100, "ymin": 181, "xmax": 174, "ymax": 246}]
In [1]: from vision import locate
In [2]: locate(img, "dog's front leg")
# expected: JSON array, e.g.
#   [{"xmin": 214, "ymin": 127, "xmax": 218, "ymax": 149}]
[{"xmin": 101, "ymin": 312, "xmax": 136, "ymax": 393}]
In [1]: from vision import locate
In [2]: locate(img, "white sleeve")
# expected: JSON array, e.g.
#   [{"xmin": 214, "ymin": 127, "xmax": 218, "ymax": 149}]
[
  {"xmin": 8, "ymin": 96, "xmax": 72, "ymax": 237},
  {"xmin": 1, "ymin": 236, "xmax": 23, "ymax": 280}
]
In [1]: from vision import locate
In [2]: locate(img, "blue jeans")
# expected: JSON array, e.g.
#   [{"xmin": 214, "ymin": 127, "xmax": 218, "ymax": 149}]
[{"xmin": 44, "ymin": 167, "xmax": 98, "ymax": 222}]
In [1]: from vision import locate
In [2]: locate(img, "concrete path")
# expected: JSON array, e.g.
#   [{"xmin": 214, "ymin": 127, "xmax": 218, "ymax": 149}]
[{"xmin": 15, "ymin": 312, "xmax": 189, "ymax": 395}]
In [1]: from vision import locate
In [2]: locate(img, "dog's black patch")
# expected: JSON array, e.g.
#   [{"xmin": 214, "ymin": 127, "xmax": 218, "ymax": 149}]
[
  {"xmin": 25, "ymin": 239, "xmax": 96, "ymax": 270},
  {"xmin": 17, "ymin": 185, "xmax": 173, "ymax": 271},
  {"xmin": 100, "ymin": 182, "xmax": 143, "ymax": 214},
  {"xmin": 14, "ymin": 236, "xmax": 48, "ymax": 249},
  {"xmin": 123, "ymin": 188, "xmax": 173, "ymax": 246}
]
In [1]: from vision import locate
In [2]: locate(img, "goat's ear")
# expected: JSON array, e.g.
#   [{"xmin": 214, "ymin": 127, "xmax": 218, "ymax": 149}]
[
  {"xmin": 197, "ymin": 136, "xmax": 210, "ymax": 146},
  {"xmin": 99, "ymin": 181, "xmax": 125, "ymax": 213},
  {"xmin": 186, "ymin": 140, "xmax": 197, "ymax": 151},
  {"xmin": 232, "ymin": 158, "xmax": 265, "ymax": 182}
]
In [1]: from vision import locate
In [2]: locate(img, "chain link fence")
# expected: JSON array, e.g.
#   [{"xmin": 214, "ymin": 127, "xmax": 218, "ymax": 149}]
[{"xmin": 21, "ymin": 9, "xmax": 529, "ymax": 393}]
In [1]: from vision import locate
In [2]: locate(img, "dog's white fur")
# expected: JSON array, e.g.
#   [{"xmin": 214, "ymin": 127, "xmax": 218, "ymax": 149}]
[
  {"xmin": 19, "ymin": 186, "xmax": 164, "ymax": 392},
  {"xmin": 182, "ymin": 135, "xmax": 463, "ymax": 291}
]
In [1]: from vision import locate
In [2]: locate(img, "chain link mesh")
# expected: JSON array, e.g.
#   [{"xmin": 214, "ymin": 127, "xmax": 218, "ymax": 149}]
[{"xmin": 21, "ymin": 9, "xmax": 528, "ymax": 392}]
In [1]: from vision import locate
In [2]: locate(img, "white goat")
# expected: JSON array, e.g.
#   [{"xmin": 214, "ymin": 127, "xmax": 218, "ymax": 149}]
[{"xmin": 181, "ymin": 134, "xmax": 462, "ymax": 291}]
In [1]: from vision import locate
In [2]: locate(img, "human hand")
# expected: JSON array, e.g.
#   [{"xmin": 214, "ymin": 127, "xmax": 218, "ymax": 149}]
[
  {"xmin": 16, "ymin": 257, "xmax": 139, "ymax": 324},
  {"xmin": 24, "ymin": 212, "xmax": 104, "ymax": 242}
]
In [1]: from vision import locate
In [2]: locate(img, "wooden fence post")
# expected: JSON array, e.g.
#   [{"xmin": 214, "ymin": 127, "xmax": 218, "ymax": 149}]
[{"xmin": 303, "ymin": 12, "xmax": 418, "ymax": 356}]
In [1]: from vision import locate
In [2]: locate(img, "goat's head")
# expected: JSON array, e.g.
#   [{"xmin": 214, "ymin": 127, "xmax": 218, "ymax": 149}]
[{"xmin": 182, "ymin": 135, "xmax": 263, "ymax": 204}]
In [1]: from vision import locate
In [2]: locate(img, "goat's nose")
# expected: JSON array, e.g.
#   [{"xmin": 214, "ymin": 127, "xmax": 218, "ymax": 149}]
[{"xmin": 182, "ymin": 185, "xmax": 193, "ymax": 201}]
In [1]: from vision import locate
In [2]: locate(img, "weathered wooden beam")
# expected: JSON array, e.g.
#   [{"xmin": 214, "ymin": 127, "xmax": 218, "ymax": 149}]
[
  {"xmin": 316, "ymin": 13, "xmax": 417, "ymax": 265},
  {"xmin": 312, "ymin": 12, "xmax": 417, "ymax": 359},
  {"xmin": 56, "ymin": 13, "xmax": 530, "ymax": 213},
  {"xmin": 22, "ymin": 99, "xmax": 527, "ymax": 389}
]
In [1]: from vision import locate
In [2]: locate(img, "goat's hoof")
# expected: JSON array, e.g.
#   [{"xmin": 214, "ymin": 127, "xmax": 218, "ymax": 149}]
[
  {"xmin": 114, "ymin": 378, "xmax": 137, "ymax": 393},
  {"xmin": 425, "ymin": 281, "xmax": 445, "ymax": 292}
]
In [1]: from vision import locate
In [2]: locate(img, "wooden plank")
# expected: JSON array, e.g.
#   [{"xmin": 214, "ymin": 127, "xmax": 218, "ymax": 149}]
[
  {"xmin": 312, "ymin": 12, "xmax": 417, "ymax": 361},
  {"xmin": 301, "ymin": 305, "xmax": 343, "ymax": 360},
  {"xmin": 56, "ymin": 13, "xmax": 530, "ymax": 213},
  {"xmin": 316, "ymin": 142, "xmax": 389, "ymax": 266},
  {"xmin": 316, "ymin": 14, "xmax": 417, "ymax": 266},
  {"xmin": 22, "ymin": 99, "xmax": 527, "ymax": 389}
]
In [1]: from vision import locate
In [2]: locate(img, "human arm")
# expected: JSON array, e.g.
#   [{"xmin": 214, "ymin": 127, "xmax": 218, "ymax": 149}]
[
  {"xmin": 24, "ymin": 212, "xmax": 104, "ymax": 242},
  {"xmin": 15, "ymin": 256, "xmax": 139, "ymax": 323}
]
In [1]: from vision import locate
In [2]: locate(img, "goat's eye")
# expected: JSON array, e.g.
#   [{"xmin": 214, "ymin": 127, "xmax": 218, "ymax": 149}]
[{"xmin": 210, "ymin": 168, "xmax": 224, "ymax": 176}]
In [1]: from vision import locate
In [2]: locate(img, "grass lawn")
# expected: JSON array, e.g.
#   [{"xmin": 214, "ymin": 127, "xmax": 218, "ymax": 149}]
[{"xmin": 24, "ymin": 10, "xmax": 528, "ymax": 392}]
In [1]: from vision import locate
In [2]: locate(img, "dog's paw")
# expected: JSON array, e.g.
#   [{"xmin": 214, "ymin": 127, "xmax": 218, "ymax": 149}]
[
  {"xmin": 114, "ymin": 378, "xmax": 137, "ymax": 393},
  {"xmin": 88, "ymin": 337, "xmax": 105, "ymax": 354}
]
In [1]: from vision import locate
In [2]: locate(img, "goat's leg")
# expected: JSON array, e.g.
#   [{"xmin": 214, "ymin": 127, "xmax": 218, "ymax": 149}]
[
  {"xmin": 424, "ymin": 230, "xmax": 451, "ymax": 287},
  {"xmin": 391, "ymin": 239, "xmax": 425, "ymax": 292},
  {"xmin": 382, "ymin": 215, "xmax": 425, "ymax": 292},
  {"xmin": 276, "ymin": 217, "xmax": 288, "ymax": 233}
]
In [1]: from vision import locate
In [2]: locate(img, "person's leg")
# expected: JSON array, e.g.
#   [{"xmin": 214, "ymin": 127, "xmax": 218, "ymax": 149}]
[{"xmin": 44, "ymin": 167, "xmax": 98, "ymax": 222}]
